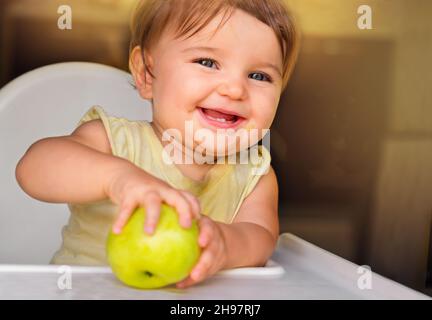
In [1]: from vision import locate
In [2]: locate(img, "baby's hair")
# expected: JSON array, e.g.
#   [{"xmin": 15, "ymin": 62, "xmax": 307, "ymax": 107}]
[{"xmin": 129, "ymin": 0, "xmax": 300, "ymax": 89}]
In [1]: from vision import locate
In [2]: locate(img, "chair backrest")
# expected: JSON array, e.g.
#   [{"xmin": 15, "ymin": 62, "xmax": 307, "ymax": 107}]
[{"xmin": 0, "ymin": 62, "xmax": 152, "ymax": 264}]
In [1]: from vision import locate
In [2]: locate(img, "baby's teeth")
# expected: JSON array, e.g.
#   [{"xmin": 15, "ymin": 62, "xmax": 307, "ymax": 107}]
[{"xmin": 207, "ymin": 115, "xmax": 227, "ymax": 123}]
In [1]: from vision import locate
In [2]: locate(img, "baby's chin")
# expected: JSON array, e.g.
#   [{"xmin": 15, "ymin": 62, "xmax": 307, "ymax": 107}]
[
  {"xmin": 163, "ymin": 116, "xmax": 264, "ymax": 162},
  {"xmin": 188, "ymin": 133, "xmax": 261, "ymax": 163},
  {"xmin": 162, "ymin": 132, "xmax": 263, "ymax": 166},
  {"xmin": 187, "ymin": 119, "xmax": 260, "ymax": 155}
]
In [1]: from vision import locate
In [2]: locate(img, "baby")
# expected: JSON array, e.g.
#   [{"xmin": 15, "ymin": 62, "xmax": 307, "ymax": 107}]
[{"xmin": 15, "ymin": 0, "xmax": 299, "ymax": 288}]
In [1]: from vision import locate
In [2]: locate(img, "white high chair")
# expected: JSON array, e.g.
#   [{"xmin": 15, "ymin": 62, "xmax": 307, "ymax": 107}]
[{"xmin": 0, "ymin": 62, "xmax": 152, "ymax": 264}]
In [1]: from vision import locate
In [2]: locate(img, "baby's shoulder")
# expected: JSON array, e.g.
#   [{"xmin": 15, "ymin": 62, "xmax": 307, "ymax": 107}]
[{"xmin": 69, "ymin": 118, "xmax": 112, "ymax": 155}]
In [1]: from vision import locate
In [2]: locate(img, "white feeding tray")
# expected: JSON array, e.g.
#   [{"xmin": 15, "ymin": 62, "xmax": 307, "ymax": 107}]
[
  {"xmin": 215, "ymin": 259, "xmax": 284, "ymax": 278},
  {"xmin": 0, "ymin": 234, "xmax": 429, "ymax": 299},
  {"xmin": 0, "ymin": 259, "xmax": 284, "ymax": 278}
]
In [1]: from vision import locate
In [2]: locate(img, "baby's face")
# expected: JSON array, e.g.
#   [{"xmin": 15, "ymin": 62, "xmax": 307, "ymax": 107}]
[{"xmin": 144, "ymin": 9, "xmax": 283, "ymax": 157}]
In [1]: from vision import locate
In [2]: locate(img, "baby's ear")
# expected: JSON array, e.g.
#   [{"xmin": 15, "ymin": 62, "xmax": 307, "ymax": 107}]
[{"xmin": 129, "ymin": 46, "xmax": 154, "ymax": 100}]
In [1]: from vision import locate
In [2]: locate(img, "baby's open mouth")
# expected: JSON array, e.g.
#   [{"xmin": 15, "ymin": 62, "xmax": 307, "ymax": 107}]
[{"xmin": 197, "ymin": 107, "xmax": 245, "ymax": 126}]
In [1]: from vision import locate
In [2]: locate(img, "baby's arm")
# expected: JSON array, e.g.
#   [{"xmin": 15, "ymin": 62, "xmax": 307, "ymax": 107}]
[
  {"xmin": 220, "ymin": 166, "xmax": 279, "ymax": 267},
  {"xmin": 16, "ymin": 119, "xmax": 200, "ymax": 232},
  {"xmin": 15, "ymin": 120, "xmax": 128, "ymax": 204},
  {"xmin": 176, "ymin": 167, "xmax": 279, "ymax": 288}
]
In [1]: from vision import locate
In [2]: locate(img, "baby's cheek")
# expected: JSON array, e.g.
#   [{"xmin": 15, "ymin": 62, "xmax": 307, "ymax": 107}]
[
  {"xmin": 244, "ymin": 120, "xmax": 267, "ymax": 141},
  {"xmin": 244, "ymin": 122, "xmax": 256, "ymax": 130}
]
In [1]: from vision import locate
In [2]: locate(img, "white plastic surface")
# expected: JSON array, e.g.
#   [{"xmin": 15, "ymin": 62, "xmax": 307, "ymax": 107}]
[
  {"xmin": 0, "ymin": 233, "xmax": 429, "ymax": 300},
  {"xmin": 0, "ymin": 259, "xmax": 284, "ymax": 278},
  {"xmin": 0, "ymin": 62, "xmax": 152, "ymax": 264}
]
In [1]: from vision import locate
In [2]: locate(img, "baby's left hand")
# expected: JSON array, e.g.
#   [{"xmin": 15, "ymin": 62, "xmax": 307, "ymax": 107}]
[{"xmin": 176, "ymin": 216, "xmax": 227, "ymax": 288}]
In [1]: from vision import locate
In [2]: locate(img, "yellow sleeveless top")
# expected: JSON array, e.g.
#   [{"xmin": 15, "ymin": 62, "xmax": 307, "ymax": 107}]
[{"xmin": 51, "ymin": 106, "xmax": 271, "ymax": 266}]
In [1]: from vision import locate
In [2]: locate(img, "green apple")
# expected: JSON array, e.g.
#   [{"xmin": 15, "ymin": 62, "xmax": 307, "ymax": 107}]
[{"xmin": 106, "ymin": 204, "xmax": 200, "ymax": 289}]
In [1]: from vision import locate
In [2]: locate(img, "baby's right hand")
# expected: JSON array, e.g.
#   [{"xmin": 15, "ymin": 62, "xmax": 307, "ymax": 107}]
[{"xmin": 105, "ymin": 164, "xmax": 201, "ymax": 235}]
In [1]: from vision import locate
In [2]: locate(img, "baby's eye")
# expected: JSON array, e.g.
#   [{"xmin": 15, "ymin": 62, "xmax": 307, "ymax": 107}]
[
  {"xmin": 194, "ymin": 58, "xmax": 273, "ymax": 82},
  {"xmin": 194, "ymin": 58, "xmax": 218, "ymax": 69},
  {"xmin": 249, "ymin": 72, "xmax": 272, "ymax": 82}
]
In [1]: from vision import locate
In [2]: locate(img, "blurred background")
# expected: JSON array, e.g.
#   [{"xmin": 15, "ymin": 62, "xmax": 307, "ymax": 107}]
[{"xmin": 0, "ymin": 0, "xmax": 431, "ymax": 295}]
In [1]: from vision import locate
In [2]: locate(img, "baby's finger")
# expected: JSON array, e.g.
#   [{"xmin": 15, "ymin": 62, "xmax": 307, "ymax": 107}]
[
  {"xmin": 112, "ymin": 201, "xmax": 136, "ymax": 234},
  {"xmin": 179, "ymin": 190, "xmax": 201, "ymax": 220},
  {"xmin": 161, "ymin": 189, "xmax": 193, "ymax": 229},
  {"xmin": 176, "ymin": 275, "xmax": 196, "ymax": 289},
  {"xmin": 198, "ymin": 218, "xmax": 214, "ymax": 247},
  {"xmin": 190, "ymin": 249, "xmax": 213, "ymax": 282},
  {"xmin": 141, "ymin": 191, "xmax": 162, "ymax": 235}
]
